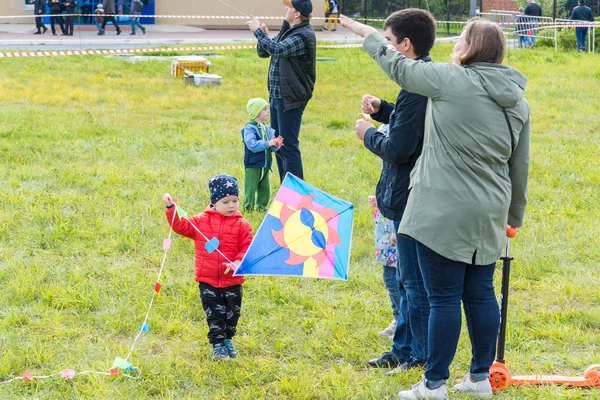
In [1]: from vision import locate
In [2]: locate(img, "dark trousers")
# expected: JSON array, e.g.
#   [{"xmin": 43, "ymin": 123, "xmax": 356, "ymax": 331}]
[
  {"xmin": 65, "ymin": 16, "xmax": 74, "ymax": 35},
  {"xmin": 50, "ymin": 13, "xmax": 65, "ymax": 35},
  {"xmin": 391, "ymin": 221, "xmax": 429, "ymax": 363},
  {"xmin": 416, "ymin": 241, "xmax": 499, "ymax": 384},
  {"xmin": 199, "ymin": 283, "xmax": 242, "ymax": 345},
  {"xmin": 101, "ymin": 14, "xmax": 121, "ymax": 32},
  {"xmin": 35, "ymin": 16, "xmax": 46, "ymax": 32},
  {"xmin": 270, "ymin": 97, "xmax": 306, "ymax": 182}
]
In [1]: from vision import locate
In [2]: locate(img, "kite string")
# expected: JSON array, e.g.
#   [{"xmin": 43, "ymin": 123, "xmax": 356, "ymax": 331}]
[
  {"xmin": 217, "ymin": 0, "xmax": 248, "ymax": 17},
  {"xmin": 124, "ymin": 207, "xmax": 177, "ymax": 362},
  {"xmin": 0, "ymin": 203, "xmax": 220, "ymax": 385}
]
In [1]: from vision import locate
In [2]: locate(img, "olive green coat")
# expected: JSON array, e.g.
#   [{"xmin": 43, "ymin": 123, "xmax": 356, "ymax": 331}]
[{"xmin": 364, "ymin": 33, "xmax": 530, "ymax": 265}]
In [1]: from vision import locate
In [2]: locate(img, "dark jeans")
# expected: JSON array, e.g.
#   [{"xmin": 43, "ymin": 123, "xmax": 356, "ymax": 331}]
[
  {"xmin": 390, "ymin": 262, "xmax": 412, "ymax": 361},
  {"xmin": 382, "ymin": 265, "xmax": 401, "ymax": 320},
  {"xmin": 35, "ymin": 16, "xmax": 46, "ymax": 32},
  {"xmin": 50, "ymin": 13, "xmax": 65, "ymax": 35},
  {"xmin": 101, "ymin": 14, "xmax": 121, "ymax": 32},
  {"xmin": 575, "ymin": 27, "xmax": 588, "ymax": 52},
  {"xmin": 393, "ymin": 223, "xmax": 429, "ymax": 363},
  {"xmin": 269, "ymin": 97, "xmax": 305, "ymax": 182},
  {"xmin": 65, "ymin": 16, "xmax": 74, "ymax": 35},
  {"xmin": 199, "ymin": 283, "xmax": 242, "ymax": 345},
  {"xmin": 416, "ymin": 241, "xmax": 499, "ymax": 383}
]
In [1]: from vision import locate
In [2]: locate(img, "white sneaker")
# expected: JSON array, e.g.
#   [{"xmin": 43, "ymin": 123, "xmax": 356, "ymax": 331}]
[
  {"xmin": 379, "ymin": 319, "xmax": 397, "ymax": 338},
  {"xmin": 398, "ymin": 378, "xmax": 448, "ymax": 399},
  {"xmin": 453, "ymin": 373, "xmax": 492, "ymax": 398}
]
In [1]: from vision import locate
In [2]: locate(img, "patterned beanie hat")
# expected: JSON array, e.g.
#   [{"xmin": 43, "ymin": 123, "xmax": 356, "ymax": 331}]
[{"xmin": 208, "ymin": 174, "xmax": 239, "ymax": 204}]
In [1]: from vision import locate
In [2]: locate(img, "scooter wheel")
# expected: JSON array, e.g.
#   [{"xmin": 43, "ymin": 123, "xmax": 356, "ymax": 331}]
[
  {"xmin": 583, "ymin": 364, "xmax": 600, "ymax": 386},
  {"xmin": 489, "ymin": 363, "xmax": 512, "ymax": 391}
]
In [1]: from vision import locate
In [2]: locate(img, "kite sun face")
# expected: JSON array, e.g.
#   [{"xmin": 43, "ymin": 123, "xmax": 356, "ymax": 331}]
[{"xmin": 271, "ymin": 194, "xmax": 341, "ymax": 270}]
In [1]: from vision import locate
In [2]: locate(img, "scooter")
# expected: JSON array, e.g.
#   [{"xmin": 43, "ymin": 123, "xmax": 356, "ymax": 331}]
[{"xmin": 489, "ymin": 230, "xmax": 600, "ymax": 391}]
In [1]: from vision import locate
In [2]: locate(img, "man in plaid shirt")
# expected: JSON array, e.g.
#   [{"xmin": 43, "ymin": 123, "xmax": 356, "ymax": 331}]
[{"xmin": 247, "ymin": 0, "xmax": 316, "ymax": 182}]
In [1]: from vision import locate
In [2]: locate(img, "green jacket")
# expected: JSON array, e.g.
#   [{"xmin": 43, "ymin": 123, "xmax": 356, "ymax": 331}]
[{"xmin": 364, "ymin": 33, "xmax": 530, "ymax": 265}]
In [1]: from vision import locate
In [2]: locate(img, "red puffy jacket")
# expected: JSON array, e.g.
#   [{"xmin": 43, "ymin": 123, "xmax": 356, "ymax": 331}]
[{"xmin": 165, "ymin": 206, "xmax": 253, "ymax": 288}]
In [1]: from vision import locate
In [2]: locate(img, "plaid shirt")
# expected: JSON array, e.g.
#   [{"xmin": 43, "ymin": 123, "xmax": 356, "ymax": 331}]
[{"xmin": 254, "ymin": 28, "xmax": 308, "ymax": 99}]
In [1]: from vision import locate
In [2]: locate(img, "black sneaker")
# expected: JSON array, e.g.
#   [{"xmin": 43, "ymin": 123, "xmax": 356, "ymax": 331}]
[
  {"xmin": 367, "ymin": 352, "xmax": 404, "ymax": 368},
  {"xmin": 386, "ymin": 357, "xmax": 427, "ymax": 375}
]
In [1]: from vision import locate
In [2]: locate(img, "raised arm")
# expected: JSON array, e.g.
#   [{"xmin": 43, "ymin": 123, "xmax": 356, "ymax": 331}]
[{"xmin": 363, "ymin": 32, "xmax": 454, "ymax": 99}]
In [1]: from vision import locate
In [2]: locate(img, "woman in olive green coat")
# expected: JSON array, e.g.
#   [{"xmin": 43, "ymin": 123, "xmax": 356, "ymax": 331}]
[{"xmin": 342, "ymin": 16, "xmax": 530, "ymax": 399}]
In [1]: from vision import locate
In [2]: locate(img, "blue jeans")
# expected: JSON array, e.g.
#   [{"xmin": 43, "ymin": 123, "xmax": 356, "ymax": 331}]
[
  {"xmin": 390, "ymin": 264, "xmax": 412, "ymax": 361},
  {"xmin": 382, "ymin": 265, "xmax": 401, "ymax": 320},
  {"xmin": 575, "ymin": 27, "xmax": 588, "ymax": 52},
  {"xmin": 270, "ymin": 97, "xmax": 306, "ymax": 182},
  {"xmin": 416, "ymin": 241, "xmax": 499, "ymax": 383},
  {"xmin": 394, "ymin": 225, "xmax": 429, "ymax": 362},
  {"xmin": 518, "ymin": 35, "xmax": 531, "ymax": 48},
  {"xmin": 529, "ymin": 22, "xmax": 538, "ymax": 45},
  {"xmin": 131, "ymin": 17, "xmax": 144, "ymax": 34}
]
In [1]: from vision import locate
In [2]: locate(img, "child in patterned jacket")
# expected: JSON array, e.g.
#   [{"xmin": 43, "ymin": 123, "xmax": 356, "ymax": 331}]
[{"xmin": 369, "ymin": 195, "xmax": 400, "ymax": 338}]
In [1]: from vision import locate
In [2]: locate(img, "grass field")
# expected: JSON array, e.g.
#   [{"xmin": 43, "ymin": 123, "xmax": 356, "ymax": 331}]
[{"xmin": 0, "ymin": 41, "xmax": 599, "ymax": 399}]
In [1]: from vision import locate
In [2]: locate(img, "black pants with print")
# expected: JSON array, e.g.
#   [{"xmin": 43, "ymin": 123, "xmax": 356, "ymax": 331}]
[{"xmin": 199, "ymin": 283, "xmax": 242, "ymax": 345}]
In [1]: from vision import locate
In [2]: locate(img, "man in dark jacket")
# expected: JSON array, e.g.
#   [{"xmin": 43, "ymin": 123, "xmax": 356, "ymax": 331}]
[
  {"xmin": 101, "ymin": 0, "xmax": 121, "ymax": 35},
  {"xmin": 570, "ymin": 0, "xmax": 595, "ymax": 52},
  {"xmin": 355, "ymin": 9, "xmax": 436, "ymax": 374},
  {"xmin": 33, "ymin": 0, "xmax": 48, "ymax": 34},
  {"xmin": 247, "ymin": 0, "xmax": 316, "ymax": 182},
  {"xmin": 48, "ymin": 0, "xmax": 66, "ymax": 36},
  {"xmin": 524, "ymin": 0, "xmax": 542, "ymax": 46},
  {"xmin": 63, "ymin": 0, "xmax": 77, "ymax": 36}
]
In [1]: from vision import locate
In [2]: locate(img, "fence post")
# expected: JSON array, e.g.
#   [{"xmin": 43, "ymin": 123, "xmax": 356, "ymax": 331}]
[{"xmin": 554, "ymin": 19, "xmax": 557, "ymax": 52}]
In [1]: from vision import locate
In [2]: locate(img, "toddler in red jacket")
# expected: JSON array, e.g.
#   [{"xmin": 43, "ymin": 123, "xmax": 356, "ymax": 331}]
[{"xmin": 163, "ymin": 174, "xmax": 253, "ymax": 360}]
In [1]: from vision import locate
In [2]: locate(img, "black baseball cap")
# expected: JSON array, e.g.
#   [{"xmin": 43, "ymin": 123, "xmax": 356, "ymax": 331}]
[{"xmin": 283, "ymin": 0, "xmax": 313, "ymax": 17}]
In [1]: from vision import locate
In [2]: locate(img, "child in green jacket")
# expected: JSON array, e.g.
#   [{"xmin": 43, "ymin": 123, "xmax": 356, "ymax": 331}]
[{"xmin": 241, "ymin": 98, "xmax": 282, "ymax": 211}]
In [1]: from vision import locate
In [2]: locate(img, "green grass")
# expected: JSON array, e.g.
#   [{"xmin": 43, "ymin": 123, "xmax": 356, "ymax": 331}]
[{"xmin": 0, "ymin": 43, "xmax": 599, "ymax": 399}]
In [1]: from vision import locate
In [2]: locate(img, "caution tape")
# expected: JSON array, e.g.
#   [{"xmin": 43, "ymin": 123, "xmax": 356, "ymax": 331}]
[{"xmin": 0, "ymin": 44, "xmax": 362, "ymax": 59}]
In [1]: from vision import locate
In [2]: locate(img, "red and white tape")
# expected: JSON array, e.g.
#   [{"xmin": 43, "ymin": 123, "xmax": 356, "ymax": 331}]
[{"xmin": 0, "ymin": 44, "xmax": 361, "ymax": 59}]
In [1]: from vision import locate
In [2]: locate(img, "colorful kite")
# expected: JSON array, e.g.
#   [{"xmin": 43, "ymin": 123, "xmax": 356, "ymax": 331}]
[{"xmin": 234, "ymin": 174, "xmax": 354, "ymax": 280}]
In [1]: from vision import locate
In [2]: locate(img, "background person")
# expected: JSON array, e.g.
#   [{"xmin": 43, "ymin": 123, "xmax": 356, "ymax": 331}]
[
  {"xmin": 570, "ymin": 0, "xmax": 595, "ymax": 52},
  {"xmin": 515, "ymin": 7, "xmax": 531, "ymax": 48},
  {"xmin": 342, "ymin": 15, "xmax": 530, "ymax": 399},
  {"xmin": 95, "ymin": 3, "xmax": 105, "ymax": 35},
  {"xmin": 48, "ymin": 0, "xmax": 66, "ymax": 36},
  {"xmin": 247, "ymin": 0, "xmax": 316, "ymax": 183},
  {"xmin": 63, "ymin": 0, "xmax": 77, "ymax": 36},
  {"xmin": 101, "ymin": 0, "xmax": 122, "ymax": 35},
  {"xmin": 324, "ymin": 0, "xmax": 339, "ymax": 31},
  {"xmin": 33, "ymin": 0, "xmax": 48, "ymax": 35},
  {"xmin": 130, "ymin": 0, "xmax": 146, "ymax": 35},
  {"xmin": 524, "ymin": 0, "xmax": 542, "ymax": 46}
]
